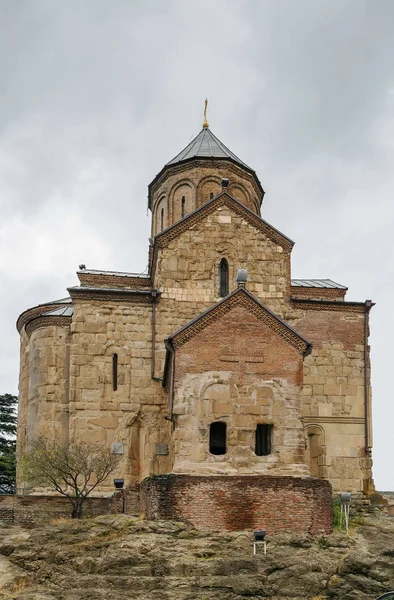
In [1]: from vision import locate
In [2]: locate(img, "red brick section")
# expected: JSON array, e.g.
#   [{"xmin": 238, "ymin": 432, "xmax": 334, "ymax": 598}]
[
  {"xmin": 294, "ymin": 308, "xmax": 364, "ymax": 350},
  {"xmin": 175, "ymin": 305, "xmax": 304, "ymax": 387},
  {"xmin": 140, "ymin": 475, "xmax": 333, "ymax": 534},
  {"xmin": 291, "ymin": 287, "xmax": 346, "ymax": 301}
]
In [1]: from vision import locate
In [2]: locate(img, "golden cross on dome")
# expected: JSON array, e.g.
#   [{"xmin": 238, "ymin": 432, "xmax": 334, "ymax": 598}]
[{"xmin": 203, "ymin": 98, "xmax": 209, "ymax": 128}]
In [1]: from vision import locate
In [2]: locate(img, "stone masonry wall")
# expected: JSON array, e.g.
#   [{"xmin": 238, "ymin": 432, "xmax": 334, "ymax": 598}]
[
  {"xmin": 0, "ymin": 494, "xmax": 112, "ymax": 527},
  {"xmin": 150, "ymin": 161, "xmax": 262, "ymax": 236},
  {"xmin": 22, "ymin": 324, "xmax": 70, "ymax": 451},
  {"xmin": 292, "ymin": 305, "xmax": 372, "ymax": 492},
  {"xmin": 140, "ymin": 474, "xmax": 333, "ymax": 534},
  {"xmin": 171, "ymin": 303, "xmax": 308, "ymax": 476},
  {"xmin": 68, "ymin": 299, "xmax": 172, "ymax": 489}
]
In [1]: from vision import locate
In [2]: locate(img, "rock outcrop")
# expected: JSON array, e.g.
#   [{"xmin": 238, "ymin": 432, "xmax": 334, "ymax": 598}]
[{"xmin": 0, "ymin": 513, "xmax": 393, "ymax": 600}]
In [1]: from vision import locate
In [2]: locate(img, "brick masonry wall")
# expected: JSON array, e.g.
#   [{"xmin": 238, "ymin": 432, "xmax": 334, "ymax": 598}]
[
  {"xmin": 140, "ymin": 475, "xmax": 333, "ymax": 534},
  {"xmin": 0, "ymin": 494, "xmax": 112, "ymax": 527}
]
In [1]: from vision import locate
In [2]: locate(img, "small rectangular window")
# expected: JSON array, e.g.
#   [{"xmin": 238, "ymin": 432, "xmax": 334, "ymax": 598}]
[
  {"xmin": 255, "ymin": 424, "xmax": 272, "ymax": 456},
  {"xmin": 209, "ymin": 422, "xmax": 227, "ymax": 455}
]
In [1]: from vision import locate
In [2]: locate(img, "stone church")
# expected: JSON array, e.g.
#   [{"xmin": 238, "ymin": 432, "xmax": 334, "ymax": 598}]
[{"xmin": 16, "ymin": 113, "xmax": 375, "ymax": 518}]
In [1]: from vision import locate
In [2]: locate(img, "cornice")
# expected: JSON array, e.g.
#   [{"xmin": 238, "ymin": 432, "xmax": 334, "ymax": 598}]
[
  {"xmin": 168, "ymin": 287, "xmax": 311, "ymax": 356},
  {"xmin": 291, "ymin": 298, "xmax": 371, "ymax": 313},
  {"xmin": 67, "ymin": 286, "xmax": 155, "ymax": 304},
  {"xmin": 25, "ymin": 315, "xmax": 71, "ymax": 337},
  {"xmin": 148, "ymin": 158, "xmax": 264, "ymax": 209},
  {"xmin": 302, "ymin": 416, "xmax": 365, "ymax": 425},
  {"xmin": 77, "ymin": 272, "xmax": 152, "ymax": 289},
  {"xmin": 17, "ymin": 303, "xmax": 67, "ymax": 333}
]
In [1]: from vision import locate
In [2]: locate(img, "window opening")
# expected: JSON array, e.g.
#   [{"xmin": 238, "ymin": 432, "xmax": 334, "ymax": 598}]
[
  {"xmin": 181, "ymin": 196, "xmax": 185, "ymax": 218},
  {"xmin": 112, "ymin": 354, "xmax": 118, "ymax": 391},
  {"xmin": 209, "ymin": 422, "xmax": 227, "ymax": 455},
  {"xmin": 219, "ymin": 258, "xmax": 229, "ymax": 297},
  {"xmin": 210, "ymin": 192, "xmax": 214, "ymax": 199},
  {"xmin": 255, "ymin": 424, "xmax": 272, "ymax": 456},
  {"xmin": 160, "ymin": 208, "xmax": 164, "ymax": 231}
]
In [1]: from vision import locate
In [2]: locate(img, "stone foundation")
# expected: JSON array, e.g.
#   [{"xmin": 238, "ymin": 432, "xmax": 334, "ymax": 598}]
[
  {"xmin": 0, "ymin": 494, "xmax": 112, "ymax": 527},
  {"xmin": 140, "ymin": 474, "xmax": 333, "ymax": 534}
]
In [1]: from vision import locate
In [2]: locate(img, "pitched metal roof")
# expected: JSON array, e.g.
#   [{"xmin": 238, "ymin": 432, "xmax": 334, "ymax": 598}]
[
  {"xmin": 43, "ymin": 306, "xmax": 74, "ymax": 317},
  {"xmin": 77, "ymin": 269, "xmax": 149, "ymax": 279},
  {"xmin": 291, "ymin": 279, "xmax": 347, "ymax": 289},
  {"xmin": 166, "ymin": 127, "xmax": 251, "ymax": 169}
]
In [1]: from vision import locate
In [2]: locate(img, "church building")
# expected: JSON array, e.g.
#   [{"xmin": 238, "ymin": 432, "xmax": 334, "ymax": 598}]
[{"xmin": 16, "ymin": 111, "xmax": 375, "ymax": 515}]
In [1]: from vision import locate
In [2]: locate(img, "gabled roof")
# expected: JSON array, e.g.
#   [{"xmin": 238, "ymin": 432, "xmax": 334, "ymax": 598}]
[
  {"xmin": 166, "ymin": 286, "xmax": 311, "ymax": 356},
  {"xmin": 148, "ymin": 127, "xmax": 264, "ymax": 205},
  {"xmin": 153, "ymin": 190, "xmax": 294, "ymax": 257},
  {"xmin": 291, "ymin": 279, "xmax": 347, "ymax": 290}
]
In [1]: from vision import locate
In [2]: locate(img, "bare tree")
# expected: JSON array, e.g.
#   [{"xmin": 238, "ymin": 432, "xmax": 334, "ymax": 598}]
[{"xmin": 20, "ymin": 437, "xmax": 120, "ymax": 518}]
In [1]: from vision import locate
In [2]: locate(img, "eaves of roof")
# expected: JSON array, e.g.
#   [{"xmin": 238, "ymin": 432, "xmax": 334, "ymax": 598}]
[
  {"xmin": 166, "ymin": 286, "xmax": 311, "ymax": 354},
  {"xmin": 153, "ymin": 190, "xmax": 294, "ymax": 250}
]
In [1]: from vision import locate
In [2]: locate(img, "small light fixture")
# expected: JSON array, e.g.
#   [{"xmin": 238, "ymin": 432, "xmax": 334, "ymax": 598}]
[
  {"xmin": 254, "ymin": 530, "xmax": 266, "ymax": 542},
  {"xmin": 236, "ymin": 268, "xmax": 248, "ymax": 287},
  {"xmin": 253, "ymin": 530, "xmax": 267, "ymax": 555},
  {"xmin": 114, "ymin": 478, "xmax": 124, "ymax": 489},
  {"xmin": 221, "ymin": 178, "xmax": 229, "ymax": 189},
  {"xmin": 340, "ymin": 492, "xmax": 351, "ymax": 534}
]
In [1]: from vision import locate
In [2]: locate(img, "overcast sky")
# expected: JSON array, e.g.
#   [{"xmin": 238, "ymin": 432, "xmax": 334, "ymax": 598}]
[{"xmin": 0, "ymin": 0, "xmax": 393, "ymax": 490}]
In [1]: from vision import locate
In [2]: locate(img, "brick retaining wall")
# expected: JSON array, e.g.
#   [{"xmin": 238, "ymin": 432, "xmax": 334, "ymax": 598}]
[{"xmin": 140, "ymin": 475, "xmax": 333, "ymax": 534}]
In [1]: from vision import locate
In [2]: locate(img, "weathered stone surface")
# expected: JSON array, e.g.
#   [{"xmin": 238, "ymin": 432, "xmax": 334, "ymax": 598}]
[{"xmin": 0, "ymin": 514, "xmax": 393, "ymax": 600}]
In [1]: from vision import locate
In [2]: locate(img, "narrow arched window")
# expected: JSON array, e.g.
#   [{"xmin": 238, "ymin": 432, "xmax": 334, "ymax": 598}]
[
  {"xmin": 160, "ymin": 208, "xmax": 164, "ymax": 231},
  {"xmin": 255, "ymin": 424, "xmax": 272, "ymax": 456},
  {"xmin": 210, "ymin": 192, "xmax": 214, "ymax": 199},
  {"xmin": 181, "ymin": 196, "xmax": 185, "ymax": 218},
  {"xmin": 219, "ymin": 258, "xmax": 229, "ymax": 297},
  {"xmin": 112, "ymin": 354, "xmax": 118, "ymax": 391},
  {"xmin": 209, "ymin": 422, "xmax": 227, "ymax": 455}
]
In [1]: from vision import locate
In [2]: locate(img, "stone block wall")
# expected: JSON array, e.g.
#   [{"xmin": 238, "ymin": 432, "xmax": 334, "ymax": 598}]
[
  {"xmin": 140, "ymin": 474, "xmax": 333, "ymax": 534},
  {"xmin": 68, "ymin": 298, "xmax": 172, "ymax": 488},
  {"xmin": 150, "ymin": 161, "xmax": 262, "ymax": 236},
  {"xmin": 0, "ymin": 494, "xmax": 112, "ymax": 527},
  {"xmin": 155, "ymin": 202, "xmax": 291, "ymax": 317},
  {"xmin": 293, "ymin": 304, "xmax": 372, "ymax": 492}
]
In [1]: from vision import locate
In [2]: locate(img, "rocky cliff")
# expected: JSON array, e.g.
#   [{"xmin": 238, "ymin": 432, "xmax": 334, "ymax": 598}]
[{"xmin": 0, "ymin": 512, "xmax": 393, "ymax": 600}]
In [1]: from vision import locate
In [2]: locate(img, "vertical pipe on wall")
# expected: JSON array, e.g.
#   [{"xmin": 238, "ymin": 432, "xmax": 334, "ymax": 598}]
[
  {"xmin": 364, "ymin": 300, "xmax": 373, "ymax": 453},
  {"xmin": 151, "ymin": 289, "xmax": 163, "ymax": 382}
]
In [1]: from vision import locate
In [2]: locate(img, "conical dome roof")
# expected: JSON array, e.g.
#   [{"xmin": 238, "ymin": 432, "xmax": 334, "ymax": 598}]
[
  {"xmin": 166, "ymin": 127, "xmax": 251, "ymax": 169},
  {"xmin": 148, "ymin": 125, "xmax": 264, "ymax": 209}
]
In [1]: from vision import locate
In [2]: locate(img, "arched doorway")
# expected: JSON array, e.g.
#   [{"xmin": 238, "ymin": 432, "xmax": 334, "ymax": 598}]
[{"xmin": 305, "ymin": 424, "xmax": 326, "ymax": 479}]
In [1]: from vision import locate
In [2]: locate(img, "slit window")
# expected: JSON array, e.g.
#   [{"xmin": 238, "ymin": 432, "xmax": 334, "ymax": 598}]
[
  {"xmin": 219, "ymin": 258, "xmax": 229, "ymax": 297},
  {"xmin": 255, "ymin": 424, "xmax": 272, "ymax": 456},
  {"xmin": 181, "ymin": 196, "xmax": 185, "ymax": 218},
  {"xmin": 160, "ymin": 208, "xmax": 164, "ymax": 231},
  {"xmin": 210, "ymin": 192, "xmax": 214, "ymax": 199},
  {"xmin": 209, "ymin": 422, "xmax": 227, "ymax": 455},
  {"xmin": 112, "ymin": 354, "xmax": 118, "ymax": 391}
]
